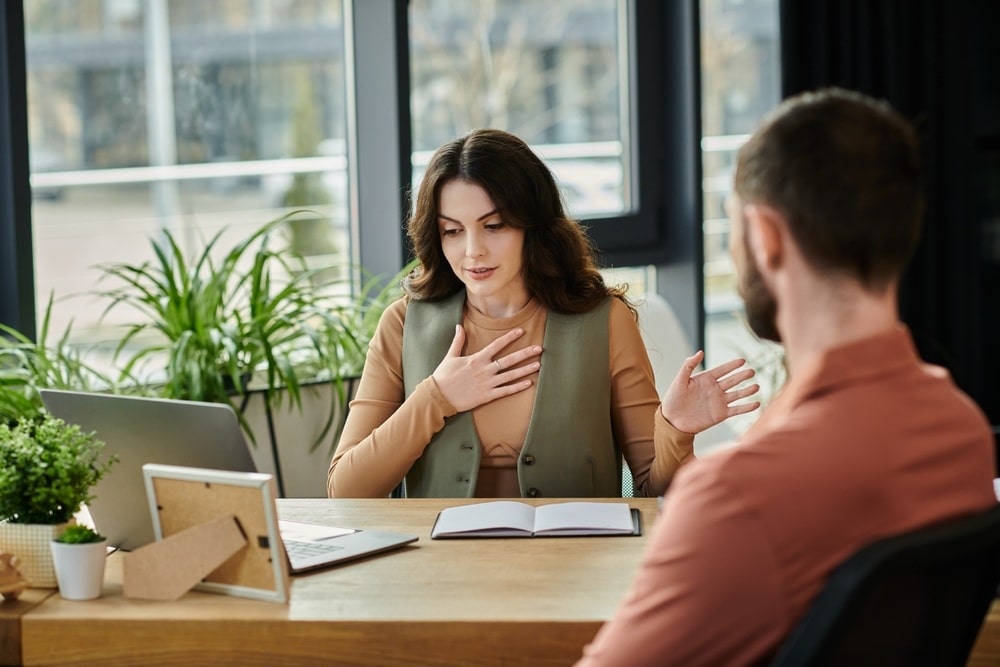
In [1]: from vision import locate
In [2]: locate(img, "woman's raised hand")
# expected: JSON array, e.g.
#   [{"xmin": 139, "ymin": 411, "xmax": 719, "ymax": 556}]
[
  {"xmin": 432, "ymin": 325, "xmax": 543, "ymax": 413},
  {"xmin": 659, "ymin": 350, "xmax": 761, "ymax": 434}
]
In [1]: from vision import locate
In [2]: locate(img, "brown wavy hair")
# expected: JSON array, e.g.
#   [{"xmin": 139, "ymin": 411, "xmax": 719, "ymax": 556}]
[{"xmin": 404, "ymin": 128, "xmax": 630, "ymax": 315}]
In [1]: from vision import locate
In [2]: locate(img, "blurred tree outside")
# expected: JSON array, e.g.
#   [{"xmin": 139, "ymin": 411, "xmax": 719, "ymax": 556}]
[
  {"xmin": 409, "ymin": 0, "xmax": 619, "ymax": 150},
  {"xmin": 282, "ymin": 71, "xmax": 338, "ymax": 284}
]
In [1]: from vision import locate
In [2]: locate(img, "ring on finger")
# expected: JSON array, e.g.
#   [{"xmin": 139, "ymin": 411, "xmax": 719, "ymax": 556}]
[{"xmin": 494, "ymin": 359, "xmax": 502, "ymax": 373}]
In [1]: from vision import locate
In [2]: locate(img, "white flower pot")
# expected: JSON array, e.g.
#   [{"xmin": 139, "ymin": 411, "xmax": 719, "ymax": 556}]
[
  {"xmin": 49, "ymin": 539, "xmax": 108, "ymax": 600},
  {"xmin": 0, "ymin": 521, "xmax": 70, "ymax": 588}
]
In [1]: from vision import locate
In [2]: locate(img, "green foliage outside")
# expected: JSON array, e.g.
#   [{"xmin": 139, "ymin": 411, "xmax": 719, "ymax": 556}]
[{"xmin": 282, "ymin": 71, "xmax": 337, "ymax": 269}]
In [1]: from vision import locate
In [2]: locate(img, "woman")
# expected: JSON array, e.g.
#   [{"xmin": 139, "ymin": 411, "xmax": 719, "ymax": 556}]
[{"xmin": 327, "ymin": 129, "xmax": 758, "ymax": 498}]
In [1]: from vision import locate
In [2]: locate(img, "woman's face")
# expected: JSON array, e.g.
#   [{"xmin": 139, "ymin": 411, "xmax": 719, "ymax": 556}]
[{"xmin": 437, "ymin": 179, "xmax": 527, "ymax": 316}]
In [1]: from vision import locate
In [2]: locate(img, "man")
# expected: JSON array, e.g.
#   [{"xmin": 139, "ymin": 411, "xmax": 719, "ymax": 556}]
[{"xmin": 575, "ymin": 88, "xmax": 997, "ymax": 666}]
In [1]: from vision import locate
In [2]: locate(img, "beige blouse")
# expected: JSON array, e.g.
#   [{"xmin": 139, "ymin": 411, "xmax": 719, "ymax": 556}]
[{"xmin": 327, "ymin": 296, "xmax": 694, "ymax": 498}]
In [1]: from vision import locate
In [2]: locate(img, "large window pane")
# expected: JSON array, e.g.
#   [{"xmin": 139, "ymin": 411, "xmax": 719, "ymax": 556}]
[
  {"xmin": 408, "ymin": 0, "xmax": 631, "ymax": 221},
  {"xmin": 701, "ymin": 0, "xmax": 782, "ymax": 425},
  {"xmin": 25, "ymin": 1, "xmax": 348, "ymax": 353}
]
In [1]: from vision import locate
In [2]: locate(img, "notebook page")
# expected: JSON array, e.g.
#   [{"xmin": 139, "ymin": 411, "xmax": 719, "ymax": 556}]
[{"xmin": 533, "ymin": 502, "xmax": 633, "ymax": 534}]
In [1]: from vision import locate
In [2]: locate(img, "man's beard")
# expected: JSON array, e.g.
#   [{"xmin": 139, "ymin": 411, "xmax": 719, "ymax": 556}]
[{"xmin": 739, "ymin": 239, "xmax": 781, "ymax": 343}]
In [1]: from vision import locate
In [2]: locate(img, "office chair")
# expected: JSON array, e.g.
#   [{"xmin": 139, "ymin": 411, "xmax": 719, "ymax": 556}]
[
  {"xmin": 634, "ymin": 293, "xmax": 737, "ymax": 457},
  {"xmin": 769, "ymin": 503, "xmax": 1000, "ymax": 667}
]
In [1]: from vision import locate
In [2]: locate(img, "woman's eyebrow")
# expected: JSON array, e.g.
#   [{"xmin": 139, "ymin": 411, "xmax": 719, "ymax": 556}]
[{"xmin": 438, "ymin": 208, "xmax": 499, "ymax": 224}]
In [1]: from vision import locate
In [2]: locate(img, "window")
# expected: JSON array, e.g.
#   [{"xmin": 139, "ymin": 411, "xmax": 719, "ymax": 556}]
[
  {"xmin": 700, "ymin": 0, "xmax": 783, "ymax": 423},
  {"xmin": 24, "ymin": 1, "xmax": 349, "ymax": 354},
  {"xmin": 6, "ymin": 1, "xmax": 702, "ymax": 376},
  {"xmin": 408, "ymin": 0, "xmax": 632, "ymax": 222},
  {"xmin": 406, "ymin": 0, "xmax": 698, "ymax": 303}
]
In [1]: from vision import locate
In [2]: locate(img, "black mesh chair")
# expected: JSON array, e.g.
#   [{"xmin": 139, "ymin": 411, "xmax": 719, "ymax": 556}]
[{"xmin": 769, "ymin": 503, "xmax": 1000, "ymax": 667}]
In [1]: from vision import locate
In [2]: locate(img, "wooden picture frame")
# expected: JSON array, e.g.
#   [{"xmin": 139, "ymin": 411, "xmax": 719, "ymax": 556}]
[{"xmin": 141, "ymin": 463, "xmax": 290, "ymax": 603}]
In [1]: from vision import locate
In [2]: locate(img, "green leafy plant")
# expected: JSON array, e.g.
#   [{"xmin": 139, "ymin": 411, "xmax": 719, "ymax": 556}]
[
  {"xmin": 98, "ymin": 213, "xmax": 312, "ymax": 404},
  {"xmin": 95, "ymin": 213, "xmax": 328, "ymax": 440},
  {"xmin": 95, "ymin": 212, "xmax": 411, "ymax": 452},
  {"xmin": 54, "ymin": 524, "xmax": 106, "ymax": 544},
  {"xmin": 0, "ymin": 413, "xmax": 117, "ymax": 524},
  {"xmin": 0, "ymin": 294, "xmax": 113, "ymax": 425},
  {"xmin": 291, "ymin": 260, "xmax": 416, "ymax": 449}
]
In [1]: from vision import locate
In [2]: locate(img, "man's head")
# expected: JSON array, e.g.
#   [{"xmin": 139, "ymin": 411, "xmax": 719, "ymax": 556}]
[{"xmin": 729, "ymin": 88, "xmax": 925, "ymax": 342}]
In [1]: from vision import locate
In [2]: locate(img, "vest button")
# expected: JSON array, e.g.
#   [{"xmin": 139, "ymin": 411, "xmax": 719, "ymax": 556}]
[
  {"xmin": 521, "ymin": 455, "xmax": 535, "ymax": 465},
  {"xmin": 527, "ymin": 488, "xmax": 540, "ymax": 497}
]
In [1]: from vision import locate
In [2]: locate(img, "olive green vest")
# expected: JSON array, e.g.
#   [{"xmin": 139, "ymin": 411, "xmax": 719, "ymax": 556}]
[{"xmin": 401, "ymin": 291, "xmax": 621, "ymax": 498}]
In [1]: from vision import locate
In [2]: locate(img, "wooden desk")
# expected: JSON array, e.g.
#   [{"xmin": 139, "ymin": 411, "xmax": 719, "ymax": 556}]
[
  {"xmin": 16, "ymin": 498, "xmax": 653, "ymax": 667},
  {"xmin": 7, "ymin": 498, "xmax": 1000, "ymax": 667},
  {"xmin": 0, "ymin": 589, "xmax": 53, "ymax": 666}
]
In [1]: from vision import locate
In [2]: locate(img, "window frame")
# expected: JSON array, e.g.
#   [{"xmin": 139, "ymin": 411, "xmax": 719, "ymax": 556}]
[
  {"xmin": 1, "ymin": 0, "xmax": 703, "ymax": 350},
  {"xmin": 0, "ymin": 2, "xmax": 34, "ymax": 339}
]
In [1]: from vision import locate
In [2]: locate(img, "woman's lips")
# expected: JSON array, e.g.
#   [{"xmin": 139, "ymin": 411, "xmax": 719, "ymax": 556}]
[{"xmin": 466, "ymin": 267, "xmax": 496, "ymax": 281}]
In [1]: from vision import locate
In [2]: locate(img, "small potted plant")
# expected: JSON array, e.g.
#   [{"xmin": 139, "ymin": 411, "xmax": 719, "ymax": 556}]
[
  {"xmin": 0, "ymin": 412, "xmax": 116, "ymax": 587},
  {"xmin": 50, "ymin": 524, "xmax": 108, "ymax": 600}
]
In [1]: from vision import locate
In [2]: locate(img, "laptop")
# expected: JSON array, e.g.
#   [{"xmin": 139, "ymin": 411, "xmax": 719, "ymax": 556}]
[
  {"xmin": 143, "ymin": 464, "xmax": 418, "ymax": 585},
  {"xmin": 40, "ymin": 390, "xmax": 418, "ymax": 574},
  {"xmin": 40, "ymin": 389, "xmax": 257, "ymax": 551}
]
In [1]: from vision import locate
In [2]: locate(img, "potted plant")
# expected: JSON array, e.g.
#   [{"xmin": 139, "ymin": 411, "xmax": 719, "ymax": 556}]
[
  {"xmin": 96, "ymin": 213, "xmax": 324, "ymax": 414},
  {"xmin": 94, "ymin": 212, "xmax": 409, "ymax": 497},
  {"xmin": 50, "ymin": 524, "xmax": 108, "ymax": 600},
  {"xmin": 0, "ymin": 412, "xmax": 116, "ymax": 587}
]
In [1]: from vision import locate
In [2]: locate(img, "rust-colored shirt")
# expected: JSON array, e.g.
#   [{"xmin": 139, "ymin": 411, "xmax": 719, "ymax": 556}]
[
  {"xmin": 327, "ymin": 296, "xmax": 694, "ymax": 498},
  {"xmin": 576, "ymin": 326, "xmax": 997, "ymax": 666}
]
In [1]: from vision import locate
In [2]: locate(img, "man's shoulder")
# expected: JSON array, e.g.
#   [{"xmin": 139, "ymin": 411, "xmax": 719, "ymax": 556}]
[
  {"xmin": 669, "ymin": 425, "xmax": 841, "ymax": 519},
  {"xmin": 667, "ymin": 444, "xmax": 771, "ymax": 513}
]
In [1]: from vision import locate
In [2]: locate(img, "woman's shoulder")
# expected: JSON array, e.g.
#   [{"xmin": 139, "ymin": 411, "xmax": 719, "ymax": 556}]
[
  {"xmin": 382, "ymin": 295, "xmax": 409, "ymax": 320},
  {"xmin": 607, "ymin": 294, "xmax": 639, "ymax": 325},
  {"xmin": 606, "ymin": 295, "xmax": 646, "ymax": 352},
  {"xmin": 373, "ymin": 297, "xmax": 409, "ymax": 341}
]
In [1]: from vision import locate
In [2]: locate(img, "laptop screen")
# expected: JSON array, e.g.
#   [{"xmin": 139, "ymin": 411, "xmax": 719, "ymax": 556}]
[{"xmin": 40, "ymin": 389, "xmax": 256, "ymax": 551}]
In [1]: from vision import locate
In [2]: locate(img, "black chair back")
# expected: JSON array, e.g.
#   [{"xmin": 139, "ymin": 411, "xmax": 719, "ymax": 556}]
[{"xmin": 769, "ymin": 503, "xmax": 1000, "ymax": 667}]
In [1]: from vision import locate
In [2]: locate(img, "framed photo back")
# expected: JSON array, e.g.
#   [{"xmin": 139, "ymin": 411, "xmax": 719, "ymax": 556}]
[{"xmin": 142, "ymin": 463, "xmax": 290, "ymax": 603}]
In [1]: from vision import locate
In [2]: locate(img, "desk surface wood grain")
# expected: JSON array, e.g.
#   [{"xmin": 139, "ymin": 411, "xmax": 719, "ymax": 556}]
[
  {"xmin": 11, "ymin": 497, "xmax": 1000, "ymax": 667},
  {"xmin": 20, "ymin": 498, "xmax": 653, "ymax": 667},
  {"xmin": 0, "ymin": 588, "xmax": 54, "ymax": 666}
]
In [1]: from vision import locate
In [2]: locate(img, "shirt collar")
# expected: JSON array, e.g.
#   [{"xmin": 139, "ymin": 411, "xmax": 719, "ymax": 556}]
[{"xmin": 746, "ymin": 325, "xmax": 924, "ymax": 436}]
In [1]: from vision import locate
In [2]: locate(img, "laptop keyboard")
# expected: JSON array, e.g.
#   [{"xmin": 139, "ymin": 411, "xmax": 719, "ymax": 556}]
[{"xmin": 285, "ymin": 539, "xmax": 344, "ymax": 560}]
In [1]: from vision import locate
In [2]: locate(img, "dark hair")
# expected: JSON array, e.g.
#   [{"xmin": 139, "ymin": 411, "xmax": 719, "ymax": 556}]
[
  {"xmin": 733, "ymin": 87, "xmax": 924, "ymax": 290},
  {"xmin": 404, "ymin": 128, "xmax": 630, "ymax": 315}
]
